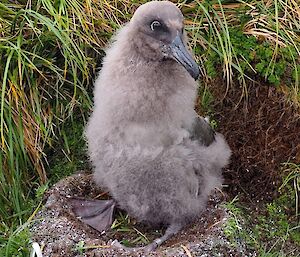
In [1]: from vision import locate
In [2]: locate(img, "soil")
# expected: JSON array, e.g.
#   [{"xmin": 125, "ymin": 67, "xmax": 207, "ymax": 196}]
[{"xmin": 207, "ymin": 80, "xmax": 300, "ymax": 204}]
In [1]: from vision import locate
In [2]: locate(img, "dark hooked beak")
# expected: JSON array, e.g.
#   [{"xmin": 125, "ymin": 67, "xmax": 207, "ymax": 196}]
[{"xmin": 165, "ymin": 32, "xmax": 200, "ymax": 80}]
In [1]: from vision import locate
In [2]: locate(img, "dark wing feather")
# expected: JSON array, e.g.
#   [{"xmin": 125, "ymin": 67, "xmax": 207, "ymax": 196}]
[{"xmin": 189, "ymin": 116, "xmax": 216, "ymax": 146}]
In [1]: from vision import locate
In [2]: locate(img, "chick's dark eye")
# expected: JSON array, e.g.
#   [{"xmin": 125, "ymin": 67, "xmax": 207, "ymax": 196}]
[{"xmin": 150, "ymin": 20, "xmax": 161, "ymax": 31}]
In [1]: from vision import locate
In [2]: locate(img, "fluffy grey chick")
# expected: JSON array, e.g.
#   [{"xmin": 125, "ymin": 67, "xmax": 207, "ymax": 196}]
[{"xmin": 74, "ymin": 0, "xmax": 231, "ymax": 252}]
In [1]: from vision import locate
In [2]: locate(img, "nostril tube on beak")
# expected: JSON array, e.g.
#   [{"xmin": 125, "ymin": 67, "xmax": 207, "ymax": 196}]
[{"xmin": 167, "ymin": 32, "xmax": 200, "ymax": 80}]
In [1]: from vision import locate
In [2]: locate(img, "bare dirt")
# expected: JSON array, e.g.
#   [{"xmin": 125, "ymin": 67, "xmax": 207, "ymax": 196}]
[{"xmin": 207, "ymin": 80, "xmax": 300, "ymax": 205}]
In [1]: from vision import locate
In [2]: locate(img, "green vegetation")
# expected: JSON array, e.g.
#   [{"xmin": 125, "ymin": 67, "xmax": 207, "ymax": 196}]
[
  {"xmin": 47, "ymin": 117, "xmax": 89, "ymax": 184},
  {"xmin": 188, "ymin": 0, "xmax": 299, "ymax": 102},
  {"xmin": 280, "ymin": 163, "xmax": 300, "ymax": 217},
  {"xmin": 0, "ymin": 0, "xmax": 299, "ymax": 256},
  {"xmin": 111, "ymin": 211, "xmax": 155, "ymax": 247},
  {"xmin": 0, "ymin": 0, "xmax": 102, "ymax": 253},
  {"xmin": 224, "ymin": 190, "xmax": 300, "ymax": 256},
  {"xmin": 206, "ymin": 28, "xmax": 299, "ymax": 87}
]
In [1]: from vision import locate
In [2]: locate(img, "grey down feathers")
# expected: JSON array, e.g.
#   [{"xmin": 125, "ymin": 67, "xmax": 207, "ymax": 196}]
[{"xmin": 85, "ymin": 0, "xmax": 231, "ymax": 249}]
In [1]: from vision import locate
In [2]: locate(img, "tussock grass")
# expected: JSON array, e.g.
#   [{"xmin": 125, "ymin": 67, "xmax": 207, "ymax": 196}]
[
  {"xmin": 1, "ymin": 0, "xmax": 92, "ymax": 226},
  {"xmin": 183, "ymin": 0, "xmax": 300, "ymax": 102},
  {"xmin": 280, "ymin": 163, "xmax": 300, "ymax": 217}
]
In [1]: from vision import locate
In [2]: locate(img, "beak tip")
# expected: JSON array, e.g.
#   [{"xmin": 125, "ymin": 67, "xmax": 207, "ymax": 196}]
[
  {"xmin": 168, "ymin": 34, "xmax": 200, "ymax": 81},
  {"xmin": 192, "ymin": 66, "xmax": 200, "ymax": 80},
  {"xmin": 186, "ymin": 63, "xmax": 200, "ymax": 80}
]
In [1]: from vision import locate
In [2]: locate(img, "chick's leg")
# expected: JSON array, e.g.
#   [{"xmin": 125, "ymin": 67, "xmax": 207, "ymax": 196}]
[
  {"xmin": 112, "ymin": 223, "xmax": 183, "ymax": 252},
  {"xmin": 69, "ymin": 197, "xmax": 116, "ymax": 232}
]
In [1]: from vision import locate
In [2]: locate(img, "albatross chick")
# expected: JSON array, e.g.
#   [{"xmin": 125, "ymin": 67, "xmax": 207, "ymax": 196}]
[{"xmin": 71, "ymin": 0, "xmax": 231, "ymax": 252}]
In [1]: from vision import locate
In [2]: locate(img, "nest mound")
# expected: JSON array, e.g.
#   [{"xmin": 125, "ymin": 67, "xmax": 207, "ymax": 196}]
[{"xmin": 30, "ymin": 172, "xmax": 251, "ymax": 257}]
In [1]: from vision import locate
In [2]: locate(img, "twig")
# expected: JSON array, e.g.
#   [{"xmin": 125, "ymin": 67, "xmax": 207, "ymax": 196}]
[{"xmin": 181, "ymin": 244, "xmax": 193, "ymax": 257}]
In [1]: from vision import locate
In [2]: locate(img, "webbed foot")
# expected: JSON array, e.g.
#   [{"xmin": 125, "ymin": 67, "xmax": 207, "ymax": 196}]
[{"xmin": 70, "ymin": 197, "xmax": 116, "ymax": 232}]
